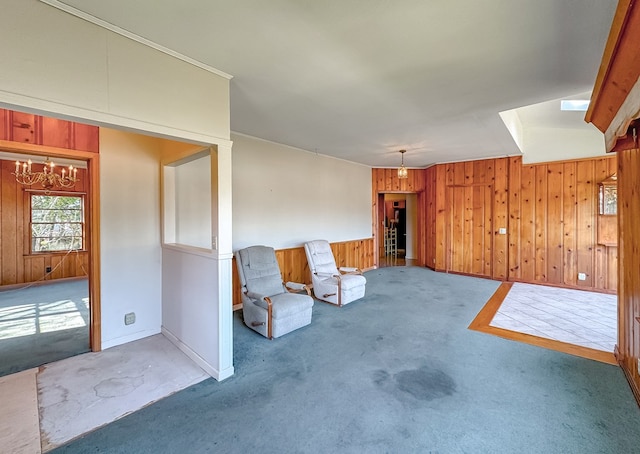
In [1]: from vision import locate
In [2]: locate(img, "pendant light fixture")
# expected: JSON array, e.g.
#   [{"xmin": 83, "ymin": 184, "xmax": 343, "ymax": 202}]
[{"xmin": 397, "ymin": 149, "xmax": 408, "ymax": 179}]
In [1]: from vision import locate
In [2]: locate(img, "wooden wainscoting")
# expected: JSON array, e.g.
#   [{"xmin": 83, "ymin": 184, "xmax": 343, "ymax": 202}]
[{"xmin": 232, "ymin": 238, "xmax": 375, "ymax": 308}]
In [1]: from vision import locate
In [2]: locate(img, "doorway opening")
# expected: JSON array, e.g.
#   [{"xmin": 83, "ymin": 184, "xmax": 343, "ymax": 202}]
[
  {"xmin": 0, "ymin": 144, "xmax": 95, "ymax": 377},
  {"xmin": 377, "ymin": 192, "xmax": 418, "ymax": 267}
]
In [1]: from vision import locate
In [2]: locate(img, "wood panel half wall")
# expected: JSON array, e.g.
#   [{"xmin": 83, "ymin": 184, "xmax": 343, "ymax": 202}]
[{"xmin": 232, "ymin": 238, "xmax": 375, "ymax": 308}]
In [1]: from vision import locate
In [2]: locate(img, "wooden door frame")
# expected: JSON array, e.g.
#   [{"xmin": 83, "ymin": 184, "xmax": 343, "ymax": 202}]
[
  {"xmin": 0, "ymin": 140, "xmax": 101, "ymax": 351},
  {"xmin": 375, "ymin": 191, "xmax": 421, "ymax": 267}
]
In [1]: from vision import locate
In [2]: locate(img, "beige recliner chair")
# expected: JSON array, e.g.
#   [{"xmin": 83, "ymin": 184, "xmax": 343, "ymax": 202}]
[
  {"xmin": 304, "ymin": 239, "xmax": 366, "ymax": 307},
  {"xmin": 236, "ymin": 245, "xmax": 314, "ymax": 339}
]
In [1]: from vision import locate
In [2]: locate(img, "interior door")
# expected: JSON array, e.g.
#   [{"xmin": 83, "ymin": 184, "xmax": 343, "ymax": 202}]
[{"xmin": 446, "ymin": 184, "xmax": 493, "ymax": 277}]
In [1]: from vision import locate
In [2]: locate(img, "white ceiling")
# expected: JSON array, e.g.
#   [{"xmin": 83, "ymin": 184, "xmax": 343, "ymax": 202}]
[{"xmin": 50, "ymin": 0, "xmax": 616, "ymax": 168}]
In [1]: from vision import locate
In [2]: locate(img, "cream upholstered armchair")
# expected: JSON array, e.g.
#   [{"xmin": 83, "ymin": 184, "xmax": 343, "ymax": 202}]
[
  {"xmin": 236, "ymin": 245, "xmax": 314, "ymax": 339},
  {"xmin": 304, "ymin": 239, "xmax": 366, "ymax": 307}
]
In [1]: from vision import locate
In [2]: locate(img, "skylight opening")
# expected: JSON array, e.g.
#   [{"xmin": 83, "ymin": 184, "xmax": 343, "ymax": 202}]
[{"xmin": 560, "ymin": 100, "xmax": 590, "ymax": 111}]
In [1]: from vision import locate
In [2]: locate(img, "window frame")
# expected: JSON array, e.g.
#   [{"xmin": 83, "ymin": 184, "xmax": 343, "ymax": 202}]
[{"xmin": 29, "ymin": 191, "xmax": 86, "ymax": 254}]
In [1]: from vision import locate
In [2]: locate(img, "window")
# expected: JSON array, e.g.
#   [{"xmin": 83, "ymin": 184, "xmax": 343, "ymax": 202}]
[
  {"xmin": 31, "ymin": 194, "xmax": 84, "ymax": 253},
  {"xmin": 598, "ymin": 174, "xmax": 618, "ymax": 216}
]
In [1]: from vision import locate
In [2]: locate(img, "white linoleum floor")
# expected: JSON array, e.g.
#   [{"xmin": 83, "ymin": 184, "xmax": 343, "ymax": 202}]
[{"xmin": 490, "ymin": 283, "xmax": 617, "ymax": 353}]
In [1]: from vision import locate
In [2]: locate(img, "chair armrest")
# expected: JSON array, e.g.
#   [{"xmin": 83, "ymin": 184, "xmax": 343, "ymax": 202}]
[
  {"xmin": 285, "ymin": 282, "xmax": 312, "ymax": 296},
  {"xmin": 339, "ymin": 267, "xmax": 362, "ymax": 275},
  {"xmin": 245, "ymin": 291, "xmax": 269, "ymax": 302}
]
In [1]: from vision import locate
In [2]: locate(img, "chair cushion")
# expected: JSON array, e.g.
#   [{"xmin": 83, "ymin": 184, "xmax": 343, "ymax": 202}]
[
  {"xmin": 317, "ymin": 273, "xmax": 366, "ymax": 290},
  {"xmin": 306, "ymin": 240, "xmax": 338, "ymax": 274},
  {"xmin": 238, "ymin": 247, "xmax": 284, "ymax": 297},
  {"xmin": 255, "ymin": 292, "xmax": 314, "ymax": 319}
]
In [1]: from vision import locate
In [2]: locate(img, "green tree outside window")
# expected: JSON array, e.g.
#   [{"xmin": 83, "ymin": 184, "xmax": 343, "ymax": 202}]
[{"xmin": 31, "ymin": 194, "xmax": 84, "ymax": 252}]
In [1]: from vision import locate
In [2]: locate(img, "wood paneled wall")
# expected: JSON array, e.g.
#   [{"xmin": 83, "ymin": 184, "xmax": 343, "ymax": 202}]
[
  {"xmin": 0, "ymin": 108, "xmax": 98, "ymax": 286},
  {"xmin": 0, "ymin": 109, "xmax": 99, "ymax": 152},
  {"xmin": 616, "ymin": 146, "xmax": 640, "ymax": 401},
  {"xmin": 232, "ymin": 238, "xmax": 375, "ymax": 307},
  {"xmin": 438, "ymin": 159, "xmax": 509, "ymax": 280},
  {"xmin": 508, "ymin": 156, "xmax": 617, "ymax": 291},
  {"xmin": 373, "ymin": 155, "xmax": 617, "ymax": 292}
]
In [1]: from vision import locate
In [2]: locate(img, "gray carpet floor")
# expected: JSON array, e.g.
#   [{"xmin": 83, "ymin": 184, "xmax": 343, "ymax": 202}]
[
  {"xmin": 54, "ymin": 268, "xmax": 640, "ymax": 453},
  {"xmin": 0, "ymin": 279, "xmax": 89, "ymax": 377}
]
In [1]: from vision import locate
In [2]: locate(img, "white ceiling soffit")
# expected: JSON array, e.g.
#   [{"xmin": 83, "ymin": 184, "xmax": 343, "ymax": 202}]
[
  {"xmin": 500, "ymin": 91, "xmax": 608, "ymax": 164},
  {"xmin": 44, "ymin": 0, "xmax": 616, "ymax": 168}
]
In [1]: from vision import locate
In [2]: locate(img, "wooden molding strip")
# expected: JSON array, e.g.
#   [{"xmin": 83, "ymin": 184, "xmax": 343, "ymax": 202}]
[{"xmin": 469, "ymin": 282, "xmax": 618, "ymax": 365}]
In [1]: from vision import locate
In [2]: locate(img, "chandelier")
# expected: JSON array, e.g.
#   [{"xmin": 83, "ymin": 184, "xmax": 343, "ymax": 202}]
[
  {"xmin": 13, "ymin": 157, "xmax": 78, "ymax": 190},
  {"xmin": 397, "ymin": 149, "xmax": 408, "ymax": 179}
]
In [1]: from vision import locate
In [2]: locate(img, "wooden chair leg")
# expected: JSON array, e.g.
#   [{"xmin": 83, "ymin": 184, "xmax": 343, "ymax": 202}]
[{"xmin": 265, "ymin": 296, "xmax": 273, "ymax": 339}]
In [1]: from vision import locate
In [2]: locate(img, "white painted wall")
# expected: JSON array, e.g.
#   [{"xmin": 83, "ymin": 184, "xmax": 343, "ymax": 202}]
[
  {"xmin": 160, "ymin": 143, "xmax": 234, "ymax": 381},
  {"xmin": 0, "ymin": 0, "xmax": 230, "ymax": 144},
  {"xmin": 522, "ymin": 126, "xmax": 607, "ymax": 164},
  {"xmin": 161, "ymin": 248, "xmax": 221, "ymax": 377},
  {"xmin": 232, "ymin": 133, "xmax": 372, "ymax": 250},
  {"xmin": 99, "ymin": 129, "xmax": 162, "ymax": 349},
  {"xmin": 174, "ymin": 154, "xmax": 212, "ymax": 249}
]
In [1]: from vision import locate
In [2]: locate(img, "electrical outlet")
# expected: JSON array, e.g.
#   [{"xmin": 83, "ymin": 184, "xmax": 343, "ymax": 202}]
[
  {"xmin": 578, "ymin": 272, "xmax": 587, "ymax": 281},
  {"xmin": 124, "ymin": 312, "xmax": 136, "ymax": 325}
]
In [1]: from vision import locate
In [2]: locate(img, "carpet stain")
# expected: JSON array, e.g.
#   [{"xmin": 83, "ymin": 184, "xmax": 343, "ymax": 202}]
[
  {"xmin": 372, "ymin": 366, "xmax": 456, "ymax": 402},
  {"xmin": 395, "ymin": 366, "xmax": 456, "ymax": 401},
  {"xmin": 372, "ymin": 369, "xmax": 390, "ymax": 386}
]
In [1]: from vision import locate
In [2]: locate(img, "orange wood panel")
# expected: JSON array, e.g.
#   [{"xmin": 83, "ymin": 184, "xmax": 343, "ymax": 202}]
[
  {"xmin": 10, "ymin": 111, "xmax": 37, "ymax": 144},
  {"xmin": 507, "ymin": 157, "xmax": 522, "ymax": 280},
  {"xmin": 616, "ymin": 146, "xmax": 640, "ymax": 402},
  {"xmin": 575, "ymin": 161, "xmax": 595, "ymax": 288},
  {"xmin": 446, "ymin": 183, "xmax": 492, "ymax": 277},
  {"xmin": 562, "ymin": 162, "xmax": 577, "ymax": 287},
  {"xmin": 586, "ymin": 0, "xmax": 640, "ymax": 135},
  {"xmin": 0, "ymin": 109, "xmax": 8, "ymax": 140},
  {"xmin": 40, "ymin": 116, "xmax": 72, "ymax": 149},
  {"xmin": 434, "ymin": 165, "xmax": 447, "ymax": 270},
  {"xmin": 519, "ymin": 164, "xmax": 536, "ymax": 282},
  {"xmin": 72, "ymin": 123, "xmax": 100, "ymax": 153},
  {"xmin": 534, "ymin": 165, "xmax": 548, "ymax": 283},
  {"xmin": 423, "ymin": 166, "xmax": 436, "ymax": 269},
  {"xmin": 1, "ymin": 161, "xmax": 19, "ymax": 285},
  {"xmin": 493, "ymin": 158, "xmax": 508, "ymax": 280},
  {"xmin": 546, "ymin": 163, "xmax": 563, "ymax": 284}
]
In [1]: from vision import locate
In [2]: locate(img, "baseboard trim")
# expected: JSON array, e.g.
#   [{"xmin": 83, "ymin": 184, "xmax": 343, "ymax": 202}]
[
  {"xmin": 618, "ymin": 358, "xmax": 640, "ymax": 408},
  {"xmin": 101, "ymin": 328, "xmax": 160, "ymax": 350},
  {"xmin": 161, "ymin": 327, "xmax": 234, "ymax": 381}
]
